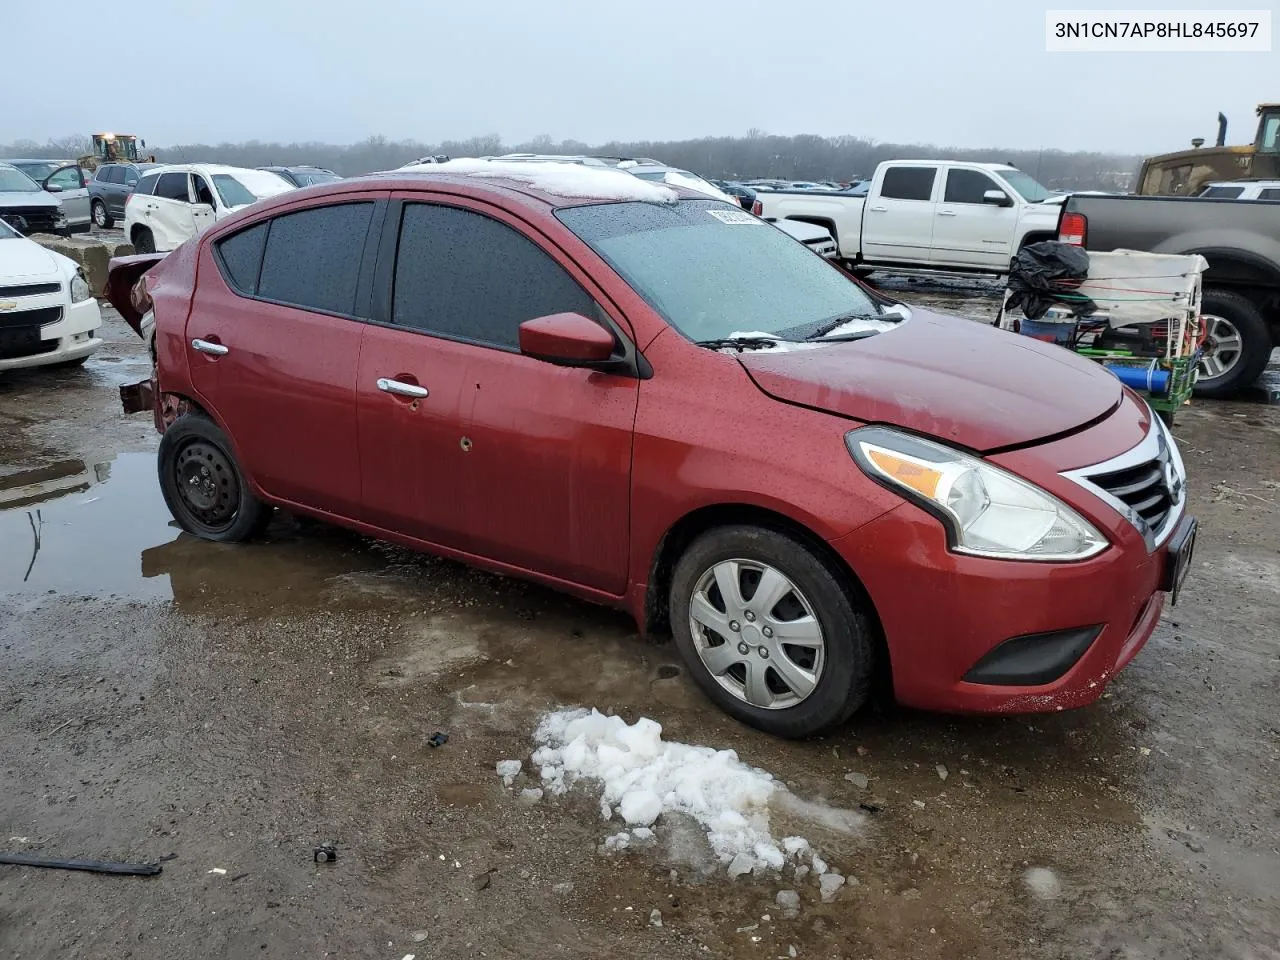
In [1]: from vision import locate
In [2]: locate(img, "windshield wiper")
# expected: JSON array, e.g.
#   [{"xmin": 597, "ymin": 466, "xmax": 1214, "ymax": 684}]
[
  {"xmin": 804, "ymin": 313, "xmax": 890, "ymax": 341},
  {"xmin": 694, "ymin": 336, "xmax": 781, "ymax": 351}
]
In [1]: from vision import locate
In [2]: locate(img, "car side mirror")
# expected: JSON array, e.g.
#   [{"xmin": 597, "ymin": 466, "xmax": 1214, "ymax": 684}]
[
  {"xmin": 983, "ymin": 189, "xmax": 1013, "ymax": 207},
  {"xmin": 518, "ymin": 312, "xmax": 616, "ymax": 367},
  {"xmin": 44, "ymin": 183, "xmax": 64, "ymax": 193}
]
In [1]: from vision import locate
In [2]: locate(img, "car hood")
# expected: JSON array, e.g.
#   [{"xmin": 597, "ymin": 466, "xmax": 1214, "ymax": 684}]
[
  {"xmin": 0, "ymin": 191, "xmax": 60, "ymax": 210},
  {"xmin": 738, "ymin": 308, "xmax": 1122, "ymax": 452},
  {"xmin": 0, "ymin": 236, "xmax": 66, "ymax": 282}
]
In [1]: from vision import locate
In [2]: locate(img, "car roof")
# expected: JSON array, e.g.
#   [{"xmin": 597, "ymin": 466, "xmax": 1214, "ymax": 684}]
[
  {"xmin": 234, "ymin": 163, "xmax": 707, "ymax": 218},
  {"xmin": 145, "ymin": 163, "xmax": 271, "ymax": 176}
]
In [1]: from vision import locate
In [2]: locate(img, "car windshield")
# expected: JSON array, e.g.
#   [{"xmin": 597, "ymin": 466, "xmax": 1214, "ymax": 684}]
[
  {"xmin": 0, "ymin": 167, "xmax": 41, "ymax": 192},
  {"xmin": 10, "ymin": 161, "xmax": 60, "ymax": 181},
  {"xmin": 1000, "ymin": 170, "xmax": 1056, "ymax": 202},
  {"xmin": 558, "ymin": 199, "xmax": 884, "ymax": 343},
  {"xmin": 212, "ymin": 170, "xmax": 294, "ymax": 207}
]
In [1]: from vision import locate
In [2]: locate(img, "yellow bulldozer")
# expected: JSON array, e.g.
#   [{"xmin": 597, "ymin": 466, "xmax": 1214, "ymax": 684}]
[
  {"xmin": 77, "ymin": 133, "xmax": 157, "ymax": 172},
  {"xmin": 1136, "ymin": 103, "xmax": 1280, "ymax": 196}
]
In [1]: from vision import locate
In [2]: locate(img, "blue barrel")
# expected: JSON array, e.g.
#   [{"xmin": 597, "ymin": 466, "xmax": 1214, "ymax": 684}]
[{"xmin": 1102, "ymin": 362, "xmax": 1171, "ymax": 395}]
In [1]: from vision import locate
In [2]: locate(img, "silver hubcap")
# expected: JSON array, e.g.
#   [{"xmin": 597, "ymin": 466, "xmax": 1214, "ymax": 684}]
[
  {"xmin": 1198, "ymin": 314, "xmax": 1242, "ymax": 384},
  {"xmin": 688, "ymin": 559, "xmax": 825, "ymax": 710},
  {"xmin": 93, "ymin": 203, "xmax": 105, "ymax": 226}
]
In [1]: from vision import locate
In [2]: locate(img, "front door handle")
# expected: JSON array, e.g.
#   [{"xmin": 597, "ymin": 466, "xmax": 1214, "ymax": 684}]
[
  {"xmin": 868, "ymin": 205, "xmax": 888, "ymax": 212},
  {"xmin": 192, "ymin": 338, "xmax": 228, "ymax": 356},
  {"xmin": 376, "ymin": 378, "xmax": 429, "ymax": 399},
  {"xmin": 937, "ymin": 209, "xmax": 958, "ymax": 216}
]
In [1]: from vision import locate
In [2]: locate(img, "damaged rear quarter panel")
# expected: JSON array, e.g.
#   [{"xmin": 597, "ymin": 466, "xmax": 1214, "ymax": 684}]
[{"xmin": 110, "ymin": 244, "xmax": 201, "ymax": 432}]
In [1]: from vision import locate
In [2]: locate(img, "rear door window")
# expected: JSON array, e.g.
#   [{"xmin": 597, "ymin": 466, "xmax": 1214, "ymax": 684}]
[
  {"xmin": 101, "ymin": 166, "xmax": 124, "ymax": 184},
  {"xmin": 391, "ymin": 202, "xmax": 596, "ymax": 349},
  {"xmin": 1199, "ymin": 185, "xmax": 1244, "ymax": 199},
  {"xmin": 879, "ymin": 166, "xmax": 937, "ymax": 201},
  {"xmin": 1259, "ymin": 188, "xmax": 1280, "ymax": 201},
  {"xmin": 257, "ymin": 202, "xmax": 374, "ymax": 316},
  {"xmin": 154, "ymin": 173, "xmax": 190, "ymax": 202}
]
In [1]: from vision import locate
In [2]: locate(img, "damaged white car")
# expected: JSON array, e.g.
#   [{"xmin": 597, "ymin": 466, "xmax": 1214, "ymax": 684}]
[
  {"xmin": 0, "ymin": 217, "xmax": 102, "ymax": 372},
  {"xmin": 123, "ymin": 164, "xmax": 296, "ymax": 253}
]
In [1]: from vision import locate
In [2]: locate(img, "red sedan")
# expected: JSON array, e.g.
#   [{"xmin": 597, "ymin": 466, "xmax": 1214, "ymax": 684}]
[{"xmin": 109, "ymin": 161, "xmax": 1196, "ymax": 738}]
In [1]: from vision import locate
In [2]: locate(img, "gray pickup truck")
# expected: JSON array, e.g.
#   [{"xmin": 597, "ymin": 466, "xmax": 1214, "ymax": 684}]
[{"xmin": 1057, "ymin": 194, "xmax": 1279, "ymax": 397}]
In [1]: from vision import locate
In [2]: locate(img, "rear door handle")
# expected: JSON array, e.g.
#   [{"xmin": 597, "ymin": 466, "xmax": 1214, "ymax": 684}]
[
  {"xmin": 938, "ymin": 209, "xmax": 958, "ymax": 216},
  {"xmin": 868, "ymin": 205, "xmax": 888, "ymax": 212},
  {"xmin": 192, "ymin": 338, "xmax": 228, "ymax": 356},
  {"xmin": 377, "ymin": 378, "xmax": 429, "ymax": 399}
]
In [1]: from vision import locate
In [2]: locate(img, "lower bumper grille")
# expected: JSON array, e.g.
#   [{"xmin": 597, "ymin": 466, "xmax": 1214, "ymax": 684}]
[{"xmin": 0, "ymin": 306, "xmax": 63, "ymax": 329}]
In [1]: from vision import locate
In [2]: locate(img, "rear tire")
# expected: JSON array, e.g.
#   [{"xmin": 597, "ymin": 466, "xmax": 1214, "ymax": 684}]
[
  {"xmin": 157, "ymin": 413, "xmax": 273, "ymax": 542},
  {"xmin": 132, "ymin": 227, "xmax": 155, "ymax": 254},
  {"xmin": 92, "ymin": 200, "xmax": 113, "ymax": 229},
  {"xmin": 669, "ymin": 525, "xmax": 875, "ymax": 738},
  {"xmin": 1196, "ymin": 289, "xmax": 1272, "ymax": 398}
]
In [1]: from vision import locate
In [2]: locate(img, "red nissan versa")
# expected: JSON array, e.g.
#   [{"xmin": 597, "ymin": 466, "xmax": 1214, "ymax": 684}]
[{"xmin": 107, "ymin": 162, "xmax": 1196, "ymax": 738}]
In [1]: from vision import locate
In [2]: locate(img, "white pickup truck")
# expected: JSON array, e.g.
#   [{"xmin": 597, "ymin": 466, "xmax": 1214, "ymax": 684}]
[{"xmin": 757, "ymin": 160, "xmax": 1065, "ymax": 277}]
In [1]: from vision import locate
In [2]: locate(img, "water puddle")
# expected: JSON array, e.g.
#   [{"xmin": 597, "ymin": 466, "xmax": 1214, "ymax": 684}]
[
  {"xmin": 1, "ymin": 453, "xmax": 178, "ymax": 600},
  {"xmin": 0, "ymin": 452, "xmax": 400, "ymax": 610}
]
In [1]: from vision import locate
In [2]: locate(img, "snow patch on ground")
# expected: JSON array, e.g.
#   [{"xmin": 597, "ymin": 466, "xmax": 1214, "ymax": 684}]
[
  {"xmin": 519, "ymin": 708, "xmax": 860, "ymax": 881},
  {"xmin": 1024, "ymin": 866, "xmax": 1062, "ymax": 900},
  {"xmin": 402, "ymin": 158, "xmax": 677, "ymax": 204}
]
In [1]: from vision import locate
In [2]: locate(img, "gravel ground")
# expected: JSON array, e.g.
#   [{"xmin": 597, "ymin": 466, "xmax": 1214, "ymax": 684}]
[{"xmin": 1, "ymin": 291, "xmax": 1278, "ymax": 960}]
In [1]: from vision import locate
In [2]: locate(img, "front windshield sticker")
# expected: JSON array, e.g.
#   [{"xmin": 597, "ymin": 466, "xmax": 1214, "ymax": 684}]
[{"xmin": 706, "ymin": 208, "xmax": 763, "ymax": 225}]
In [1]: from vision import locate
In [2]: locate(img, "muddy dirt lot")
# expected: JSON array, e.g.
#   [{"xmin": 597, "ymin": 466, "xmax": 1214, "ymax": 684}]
[{"xmin": 2, "ymin": 291, "xmax": 1278, "ymax": 960}]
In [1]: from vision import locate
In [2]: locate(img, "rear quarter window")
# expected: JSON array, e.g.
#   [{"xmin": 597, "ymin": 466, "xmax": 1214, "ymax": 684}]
[
  {"xmin": 214, "ymin": 222, "xmax": 269, "ymax": 295},
  {"xmin": 136, "ymin": 173, "xmax": 161, "ymax": 196}
]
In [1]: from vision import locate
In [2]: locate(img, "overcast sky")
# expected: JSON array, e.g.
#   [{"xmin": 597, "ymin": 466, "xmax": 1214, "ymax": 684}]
[{"xmin": 5, "ymin": 0, "xmax": 1274, "ymax": 153}]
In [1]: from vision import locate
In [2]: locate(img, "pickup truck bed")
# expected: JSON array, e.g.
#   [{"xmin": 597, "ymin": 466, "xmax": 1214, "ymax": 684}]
[{"xmin": 1058, "ymin": 194, "xmax": 1280, "ymax": 397}]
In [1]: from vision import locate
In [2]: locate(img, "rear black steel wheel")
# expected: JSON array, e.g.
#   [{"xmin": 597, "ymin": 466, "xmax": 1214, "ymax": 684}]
[{"xmin": 158, "ymin": 413, "xmax": 272, "ymax": 541}]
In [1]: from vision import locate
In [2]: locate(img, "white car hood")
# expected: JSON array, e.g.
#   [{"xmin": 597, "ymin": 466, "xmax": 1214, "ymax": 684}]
[{"xmin": 0, "ymin": 237, "xmax": 67, "ymax": 283}]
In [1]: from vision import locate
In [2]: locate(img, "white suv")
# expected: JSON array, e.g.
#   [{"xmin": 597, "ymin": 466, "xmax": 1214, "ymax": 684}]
[
  {"xmin": 123, "ymin": 164, "xmax": 295, "ymax": 253},
  {"xmin": 0, "ymin": 217, "xmax": 102, "ymax": 372}
]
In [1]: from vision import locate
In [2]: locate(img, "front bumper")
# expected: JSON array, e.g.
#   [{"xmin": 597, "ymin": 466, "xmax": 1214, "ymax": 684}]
[
  {"xmin": 832, "ymin": 501, "xmax": 1179, "ymax": 713},
  {"xmin": 0, "ymin": 296, "xmax": 102, "ymax": 372}
]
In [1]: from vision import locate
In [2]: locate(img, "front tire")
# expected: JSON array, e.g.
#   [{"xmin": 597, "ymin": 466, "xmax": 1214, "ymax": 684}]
[
  {"xmin": 1196, "ymin": 289, "xmax": 1272, "ymax": 398},
  {"xmin": 157, "ymin": 413, "xmax": 272, "ymax": 542},
  {"xmin": 92, "ymin": 200, "xmax": 113, "ymax": 229},
  {"xmin": 669, "ymin": 525, "xmax": 874, "ymax": 738}
]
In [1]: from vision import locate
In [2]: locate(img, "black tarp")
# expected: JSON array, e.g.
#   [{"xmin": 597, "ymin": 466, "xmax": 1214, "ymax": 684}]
[{"xmin": 1005, "ymin": 241, "xmax": 1095, "ymax": 320}]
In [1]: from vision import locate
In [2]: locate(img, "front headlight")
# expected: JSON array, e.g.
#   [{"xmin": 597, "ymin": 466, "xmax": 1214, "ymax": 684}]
[
  {"xmin": 70, "ymin": 271, "xmax": 92, "ymax": 303},
  {"xmin": 846, "ymin": 426, "xmax": 1107, "ymax": 561}
]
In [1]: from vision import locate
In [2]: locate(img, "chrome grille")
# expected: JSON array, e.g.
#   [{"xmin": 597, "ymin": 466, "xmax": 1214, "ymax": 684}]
[
  {"xmin": 1062, "ymin": 415, "xmax": 1186, "ymax": 551},
  {"xmin": 1090, "ymin": 459, "xmax": 1174, "ymax": 532}
]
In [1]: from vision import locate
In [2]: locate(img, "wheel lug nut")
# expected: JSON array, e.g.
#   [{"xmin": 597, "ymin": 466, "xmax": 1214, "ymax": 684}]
[
  {"xmin": 737, "ymin": 642, "xmax": 749, "ymax": 655},
  {"xmin": 758, "ymin": 646, "xmax": 769, "ymax": 659},
  {"xmin": 729, "ymin": 620, "xmax": 740, "ymax": 633},
  {"xmin": 762, "ymin": 626, "xmax": 774, "ymax": 638},
  {"xmin": 744, "ymin": 611, "xmax": 756, "ymax": 622}
]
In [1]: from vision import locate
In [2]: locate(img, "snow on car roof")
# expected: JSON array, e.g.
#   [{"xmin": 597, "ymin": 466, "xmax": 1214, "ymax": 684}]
[{"xmin": 400, "ymin": 158, "xmax": 678, "ymax": 204}]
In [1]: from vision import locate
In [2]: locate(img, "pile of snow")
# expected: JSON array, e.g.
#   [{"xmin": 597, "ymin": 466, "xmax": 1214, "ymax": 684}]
[
  {"xmin": 401, "ymin": 158, "xmax": 677, "ymax": 204},
  {"xmin": 514, "ymin": 708, "xmax": 859, "ymax": 882}
]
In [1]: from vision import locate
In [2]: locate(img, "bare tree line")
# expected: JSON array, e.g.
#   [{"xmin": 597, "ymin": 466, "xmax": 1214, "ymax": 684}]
[{"xmin": 2, "ymin": 132, "xmax": 1141, "ymax": 191}]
